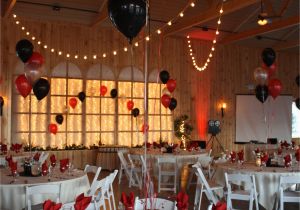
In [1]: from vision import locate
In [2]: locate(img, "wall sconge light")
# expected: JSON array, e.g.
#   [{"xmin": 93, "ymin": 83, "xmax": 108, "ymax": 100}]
[{"xmin": 221, "ymin": 102, "xmax": 226, "ymax": 118}]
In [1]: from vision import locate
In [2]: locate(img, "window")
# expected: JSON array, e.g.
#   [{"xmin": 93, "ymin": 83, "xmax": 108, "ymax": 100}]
[{"xmin": 11, "ymin": 62, "xmax": 174, "ymax": 148}]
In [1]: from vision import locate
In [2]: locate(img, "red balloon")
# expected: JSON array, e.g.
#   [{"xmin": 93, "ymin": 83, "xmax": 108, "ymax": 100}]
[
  {"xmin": 161, "ymin": 94, "xmax": 171, "ymax": 108},
  {"xmin": 27, "ymin": 52, "xmax": 44, "ymax": 68},
  {"xmin": 69, "ymin": 97, "xmax": 77, "ymax": 109},
  {"xmin": 166, "ymin": 79, "xmax": 176, "ymax": 93},
  {"xmin": 268, "ymin": 78, "xmax": 282, "ymax": 99},
  {"xmin": 15, "ymin": 74, "xmax": 32, "ymax": 98},
  {"xmin": 141, "ymin": 123, "xmax": 149, "ymax": 133},
  {"xmin": 48, "ymin": 123, "xmax": 58, "ymax": 135},
  {"xmin": 262, "ymin": 62, "xmax": 276, "ymax": 78},
  {"xmin": 127, "ymin": 100, "xmax": 134, "ymax": 111},
  {"xmin": 100, "ymin": 85, "xmax": 108, "ymax": 96}
]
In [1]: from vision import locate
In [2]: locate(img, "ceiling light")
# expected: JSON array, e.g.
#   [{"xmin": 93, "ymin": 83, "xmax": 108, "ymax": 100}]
[{"xmin": 257, "ymin": 15, "xmax": 268, "ymax": 25}]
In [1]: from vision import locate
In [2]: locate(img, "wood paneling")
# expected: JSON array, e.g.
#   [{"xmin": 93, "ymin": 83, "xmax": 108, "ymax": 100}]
[{"xmin": 1, "ymin": 17, "xmax": 299, "ymax": 153}]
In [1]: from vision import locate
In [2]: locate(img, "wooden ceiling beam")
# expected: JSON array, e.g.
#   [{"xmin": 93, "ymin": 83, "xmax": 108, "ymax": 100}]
[
  {"xmin": 90, "ymin": 0, "xmax": 108, "ymax": 27},
  {"xmin": 163, "ymin": 0, "xmax": 260, "ymax": 37},
  {"xmin": 278, "ymin": 0, "xmax": 291, "ymax": 17},
  {"xmin": 2, "ymin": 0, "xmax": 17, "ymax": 18},
  {"xmin": 274, "ymin": 39, "xmax": 299, "ymax": 51},
  {"xmin": 262, "ymin": 0, "xmax": 275, "ymax": 16},
  {"xmin": 220, "ymin": 15, "xmax": 300, "ymax": 44}
]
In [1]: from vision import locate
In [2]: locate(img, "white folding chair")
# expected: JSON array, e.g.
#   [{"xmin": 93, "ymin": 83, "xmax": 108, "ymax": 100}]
[
  {"xmin": 62, "ymin": 177, "xmax": 107, "ymax": 210},
  {"xmin": 134, "ymin": 197, "xmax": 177, "ymax": 210},
  {"xmin": 25, "ymin": 184, "xmax": 61, "ymax": 210},
  {"xmin": 117, "ymin": 150, "xmax": 131, "ymax": 185},
  {"xmin": 104, "ymin": 170, "xmax": 118, "ymax": 210},
  {"xmin": 38, "ymin": 152, "xmax": 49, "ymax": 165},
  {"xmin": 157, "ymin": 157, "xmax": 178, "ymax": 193},
  {"xmin": 279, "ymin": 175, "xmax": 300, "ymax": 210},
  {"xmin": 193, "ymin": 163, "xmax": 223, "ymax": 210},
  {"xmin": 225, "ymin": 172, "xmax": 259, "ymax": 210},
  {"xmin": 84, "ymin": 164, "xmax": 102, "ymax": 194},
  {"xmin": 187, "ymin": 155, "xmax": 213, "ymax": 188},
  {"xmin": 128, "ymin": 154, "xmax": 143, "ymax": 189}
]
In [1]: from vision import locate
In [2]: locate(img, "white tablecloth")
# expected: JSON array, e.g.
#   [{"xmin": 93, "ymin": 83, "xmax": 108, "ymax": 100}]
[
  {"xmin": 213, "ymin": 162, "xmax": 300, "ymax": 210},
  {"xmin": 0, "ymin": 168, "xmax": 90, "ymax": 210}
]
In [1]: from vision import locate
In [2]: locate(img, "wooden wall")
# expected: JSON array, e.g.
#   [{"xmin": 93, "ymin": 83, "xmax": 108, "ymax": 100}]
[{"xmin": 1, "ymin": 17, "xmax": 299, "ymax": 153}]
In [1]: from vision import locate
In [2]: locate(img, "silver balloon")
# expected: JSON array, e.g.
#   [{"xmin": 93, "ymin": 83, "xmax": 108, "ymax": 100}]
[
  {"xmin": 24, "ymin": 62, "xmax": 43, "ymax": 85},
  {"xmin": 254, "ymin": 67, "xmax": 268, "ymax": 85},
  {"xmin": 162, "ymin": 87, "xmax": 171, "ymax": 96}
]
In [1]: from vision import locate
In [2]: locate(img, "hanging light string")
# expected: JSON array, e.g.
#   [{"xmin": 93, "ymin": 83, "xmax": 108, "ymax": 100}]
[
  {"xmin": 11, "ymin": 0, "xmax": 218, "ymax": 62},
  {"xmin": 187, "ymin": 1, "xmax": 225, "ymax": 71}
]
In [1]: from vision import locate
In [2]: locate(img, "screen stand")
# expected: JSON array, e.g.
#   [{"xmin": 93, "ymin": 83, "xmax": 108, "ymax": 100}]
[{"xmin": 207, "ymin": 135, "xmax": 225, "ymax": 152}]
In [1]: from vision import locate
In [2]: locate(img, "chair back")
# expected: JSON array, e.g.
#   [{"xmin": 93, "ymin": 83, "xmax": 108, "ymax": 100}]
[
  {"xmin": 198, "ymin": 156, "xmax": 212, "ymax": 168},
  {"xmin": 134, "ymin": 197, "xmax": 176, "ymax": 210},
  {"xmin": 84, "ymin": 165, "xmax": 102, "ymax": 195},
  {"xmin": 225, "ymin": 172, "xmax": 257, "ymax": 197},
  {"xmin": 26, "ymin": 184, "xmax": 61, "ymax": 210},
  {"xmin": 279, "ymin": 175, "xmax": 300, "ymax": 190},
  {"xmin": 128, "ymin": 154, "xmax": 142, "ymax": 167},
  {"xmin": 193, "ymin": 165, "xmax": 218, "ymax": 205},
  {"xmin": 118, "ymin": 150, "xmax": 129, "ymax": 168},
  {"xmin": 157, "ymin": 157, "xmax": 177, "ymax": 173}
]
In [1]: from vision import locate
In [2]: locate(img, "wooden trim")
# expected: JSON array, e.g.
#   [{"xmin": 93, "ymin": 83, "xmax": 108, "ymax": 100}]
[
  {"xmin": 163, "ymin": 0, "xmax": 260, "ymax": 37},
  {"xmin": 262, "ymin": 0, "xmax": 275, "ymax": 16},
  {"xmin": 2, "ymin": 0, "xmax": 16, "ymax": 18},
  {"xmin": 278, "ymin": 0, "xmax": 291, "ymax": 16},
  {"xmin": 90, "ymin": 1, "xmax": 108, "ymax": 27},
  {"xmin": 274, "ymin": 39, "xmax": 299, "ymax": 51},
  {"xmin": 220, "ymin": 15, "xmax": 300, "ymax": 44},
  {"xmin": 233, "ymin": 7, "xmax": 260, "ymax": 32}
]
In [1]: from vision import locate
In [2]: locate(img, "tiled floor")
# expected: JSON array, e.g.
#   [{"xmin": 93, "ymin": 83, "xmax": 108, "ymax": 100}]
[{"xmin": 91, "ymin": 169, "xmax": 300, "ymax": 210}]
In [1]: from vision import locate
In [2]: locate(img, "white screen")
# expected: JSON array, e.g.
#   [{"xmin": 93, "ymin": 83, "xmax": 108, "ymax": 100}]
[{"xmin": 236, "ymin": 95, "xmax": 292, "ymax": 143}]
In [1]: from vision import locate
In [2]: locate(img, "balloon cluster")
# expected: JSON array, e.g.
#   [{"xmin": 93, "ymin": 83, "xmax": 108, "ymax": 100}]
[
  {"xmin": 15, "ymin": 39, "xmax": 50, "ymax": 101},
  {"xmin": 254, "ymin": 48, "xmax": 282, "ymax": 103},
  {"xmin": 295, "ymin": 75, "xmax": 300, "ymax": 110},
  {"xmin": 159, "ymin": 70, "xmax": 177, "ymax": 111},
  {"xmin": 108, "ymin": 0, "xmax": 146, "ymax": 44}
]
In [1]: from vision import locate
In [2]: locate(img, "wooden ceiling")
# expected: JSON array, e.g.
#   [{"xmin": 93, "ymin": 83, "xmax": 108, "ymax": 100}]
[{"xmin": 2, "ymin": 0, "xmax": 299, "ymax": 53}]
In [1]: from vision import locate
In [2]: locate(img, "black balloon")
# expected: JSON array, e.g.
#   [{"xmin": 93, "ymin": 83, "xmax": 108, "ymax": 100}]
[
  {"xmin": 16, "ymin": 39, "xmax": 34, "ymax": 63},
  {"xmin": 110, "ymin": 89, "xmax": 118, "ymax": 98},
  {"xmin": 55, "ymin": 114, "xmax": 64, "ymax": 125},
  {"xmin": 296, "ymin": 75, "xmax": 299, "ymax": 87},
  {"xmin": 159, "ymin": 70, "xmax": 170, "ymax": 84},
  {"xmin": 33, "ymin": 78, "xmax": 50, "ymax": 101},
  {"xmin": 108, "ymin": 0, "xmax": 146, "ymax": 43},
  {"xmin": 131, "ymin": 108, "xmax": 140, "ymax": 117},
  {"xmin": 169, "ymin": 98, "xmax": 177, "ymax": 111},
  {"xmin": 262, "ymin": 48, "xmax": 276, "ymax": 67},
  {"xmin": 255, "ymin": 85, "xmax": 269, "ymax": 103},
  {"xmin": 296, "ymin": 98, "xmax": 300, "ymax": 110},
  {"xmin": 78, "ymin": 91, "xmax": 86, "ymax": 102}
]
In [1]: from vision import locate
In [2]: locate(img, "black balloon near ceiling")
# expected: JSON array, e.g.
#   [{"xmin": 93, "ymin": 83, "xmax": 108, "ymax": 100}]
[
  {"xmin": 108, "ymin": 0, "xmax": 146, "ymax": 43},
  {"xmin": 16, "ymin": 39, "xmax": 34, "ymax": 63},
  {"xmin": 262, "ymin": 48, "xmax": 276, "ymax": 67}
]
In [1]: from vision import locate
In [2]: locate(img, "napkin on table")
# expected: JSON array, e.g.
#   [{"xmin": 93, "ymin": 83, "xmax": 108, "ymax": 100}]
[
  {"xmin": 284, "ymin": 154, "xmax": 291, "ymax": 167},
  {"xmin": 261, "ymin": 153, "xmax": 269, "ymax": 163},
  {"xmin": 5, "ymin": 155, "xmax": 12, "ymax": 167},
  {"xmin": 50, "ymin": 154, "xmax": 56, "ymax": 166},
  {"xmin": 10, "ymin": 161, "xmax": 17, "ymax": 173},
  {"xmin": 295, "ymin": 149, "xmax": 300, "ymax": 162},
  {"xmin": 121, "ymin": 192, "xmax": 134, "ymax": 209},
  {"xmin": 33, "ymin": 152, "xmax": 40, "ymax": 161},
  {"xmin": 212, "ymin": 201, "xmax": 227, "ymax": 210},
  {"xmin": 59, "ymin": 158, "xmax": 69, "ymax": 172},
  {"xmin": 176, "ymin": 191, "xmax": 189, "ymax": 210},
  {"xmin": 74, "ymin": 193, "xmax": 92, "ymax": 210},
  {"xmin": 43, "ymin": 200, "xmax": 62, "ymax": 210},
  {"xmin": 237, "ymin": 150, "xmax": 244, "ymax": 161},
  {"xmin": 1, "ymin": 144, "xmax": 7, "ymax": 153},
  {"xmin": 42, "ymin": 161, "xmax": 48, "ymax": 176},
  {"xmin": 11, "ymin": 143, "xmax": 22, "ymax": 153}
]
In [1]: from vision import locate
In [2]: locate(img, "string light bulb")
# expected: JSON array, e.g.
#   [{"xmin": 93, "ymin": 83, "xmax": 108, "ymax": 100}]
[
  {"xmin": 167, "ymin": 21, "xmax": 172, "ymax": 26},
  {"xmin": 103, "ymin": 53, "xmax": 106, "ymax": 58},
  {"xmin": 15, "ymin": 21, "xmax": 19, "ymax": 24},
  {"xmin": 21, "ymin": 27, "xmax": 25, "ymax": 30},
  {"xmin": 190, "ymin": 2, "xmax": 195, "ymax": 7},
  {"xmin": 180, "ymin": 12, "xmax": 184, "ymax": 17},
  {"xmin": 124, "ymin": 47, "xmax": 128, "ymax": 52},
  {"xmin": 74, "ymin": 55, "xmax": 78, "ymax": 59},
  {"xmin": 37, "ymin": 41, "xmax": 41, "ymax": 45},
  {"xmin": 134, "ymin": 42, "xmax": 139, "ymax": 47},
  {"xmin": 113, "ymin": 51, "xmax": 117, "ymax": 55},
  {"xmin": 13, "ymin": 14, "xmax": 17, "ymax": 18},
  {"xmin": 66, "ymin": 54, "xmax": 70, "ymax": 58},
  {"xmin": 51, "ymin": 48, "xmax": 55, "ymax": 53},
  {"xmin": 58, "ymin": 51, "xmax": 62, "ymax": 55},
  {"xmin": 31, "ymin": 36, "xmax": 36, "ymax": 40},
  {"xmin": 43, "ymin": 45, "xmax": 47, "ymax": 49},
  {"xmin": 157, "ymin": 29, "xmax": 161, "ymax": 34},
  {"xmin": 145, "ymin": 36, "xmax": 150, "ymax": 41},
  {"xmin": 93, "ymin": 55, "xmax": 97, "ymax": 59},
  {"xmin": 83, "ymin": 55, "xmax": 87, "ymax": 60}
]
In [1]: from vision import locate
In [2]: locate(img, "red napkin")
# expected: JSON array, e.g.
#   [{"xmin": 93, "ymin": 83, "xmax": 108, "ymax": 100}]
[
  {"xmin": 121, "ymin": 192, "xmax": 134, "ymax": 209},
  {"xmin": 284, "ymin": 154, "xmax": 291, "ymax": 167},
  {"xmin": 43, "ymin": 200, "xmax": 62, "ymax": 210},
  {"xmin": 42, "ymin": 161, "xmax": 48, "ymax": 176},
  {"xmin": 281, "ymin": 140, "xmax": 289, "ymax": 149},
  {"xmin": 11, "ymin": 143, "xmax": 22, "ymax": 153},
  {"xmin": 212, "ymin": 202, "xmax": 227, "ymax": 210},
  {"xmin": 5, "ymin": 155, "xmax": 13, "ymax": 167},
  {"xmin": 1, "ymin": 144, "xmax": 7, "ymax": 154},
  {"xmin": 74, "ymin": 193, "xmax": 92, "ymax": 210},
  {"xmin": 60, "ymin": 159, "xmax": 69, "ymax": 173},
  {"xmin": 50, "ymin": 154, "xmax": 56, "ymax": 167},
  {"xmin": 176, "ymin": 191, "xmax": 189, "ymax": 210},
  {"xmin": 261, "ymin": 153, "xmax": 269, "ymax": 163},
  {"xmin": 153, "ymin": 142, "xmax": 161, "ymax": 149},
  {"xmin": 295, "ymin": 149, "xmax": 300, "ymax": 162},
  {"xmin": 10, "ymin": 161, "xmax": 17, "ymax": 174},
  {"xmin": 146, "ymin": 142, "xmax": 152, "ymax": 149},
  {"xmin": 292, "ymin": 141, "xmax": 295, "ymax": 148},
  {"xmin": 230, "ymin": 151, "xmax": 236, "ymax": 163},
  {"xmin": 237, "ymin": 150, "xmax": 244, "ymax": 161},
  {"xmin": 254, "ymin": 148, "xmax": 260, "ymax": 154},
  {"xmin": 33, "ymin": 152, "xmax": 40, "ymax": 161}
]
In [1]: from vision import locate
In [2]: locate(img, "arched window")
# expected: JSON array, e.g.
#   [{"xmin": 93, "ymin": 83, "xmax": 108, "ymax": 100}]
[{"xmin": 86, "ymin": 64, "xmax": 115, "ymax": 146}]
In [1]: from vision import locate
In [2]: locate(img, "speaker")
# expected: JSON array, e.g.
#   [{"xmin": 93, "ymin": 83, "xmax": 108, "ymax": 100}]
[
  {"xmin": 208, "ymin": 120, "xmax": 221, "ymax": 136},
  {"xmin": 199, "ymin": 141, "xmax": 206, "ymax": 149}
]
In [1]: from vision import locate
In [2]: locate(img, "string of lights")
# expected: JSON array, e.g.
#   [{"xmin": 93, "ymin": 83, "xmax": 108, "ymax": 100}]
[
  {"xmin": 187, "ymin": 1, "xmax": 225, "ymax": 71},
  {"xmin": 11, "ymin": 0, "xmax": 225, "ymax": 67}
]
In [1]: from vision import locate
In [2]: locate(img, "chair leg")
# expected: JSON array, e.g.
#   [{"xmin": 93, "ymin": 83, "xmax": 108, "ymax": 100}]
[
  {"xmin": 194, "ymin": 184, "xmax": 200, "ymax": 210},
  {"xmin": 118, "ymin": 167, "xmax": 123, "ymax": 184},
  {"xmin": 254, "ymin": 193, "xmax": 259, "ymax": 210},
  {"xmin": 249, "ymin": 197, "xmax": 254, "ymax": 210},
  {"xmin": 110, "ymin": 189, "xmax": 116, "ymax": 210},
  {"xmin": 129, "ymin": 170, "xmax": 133, "ymax": 188},
  {"xmin": 226, "ymin": 193, "xmax": 232, "ymax": 210},
  {"xmin": 198, "ymin": 185, "xmax": 204, "ymax": 210},
  {"xmin": 158, "ymin": 172, "xmax": 161, "ymax": 193}
]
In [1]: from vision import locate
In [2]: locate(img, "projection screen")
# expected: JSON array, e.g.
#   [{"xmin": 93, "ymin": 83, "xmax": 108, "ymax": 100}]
[{"xmin": 235, "ymin": 95, "xmax": 292, "ymax": 143}]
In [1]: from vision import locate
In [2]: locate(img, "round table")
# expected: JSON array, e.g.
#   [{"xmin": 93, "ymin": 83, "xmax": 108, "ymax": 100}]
[
  {"xmin": 0, "ymin": 167, "xmax": 90, "ymax": 210},
  {"xmin": 129, "ymin": 148, "xmax": 208, "ymax": 178},
  {"xmin": 213, "ymin": 161, "xmax": 300, "ymax": 210}
]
